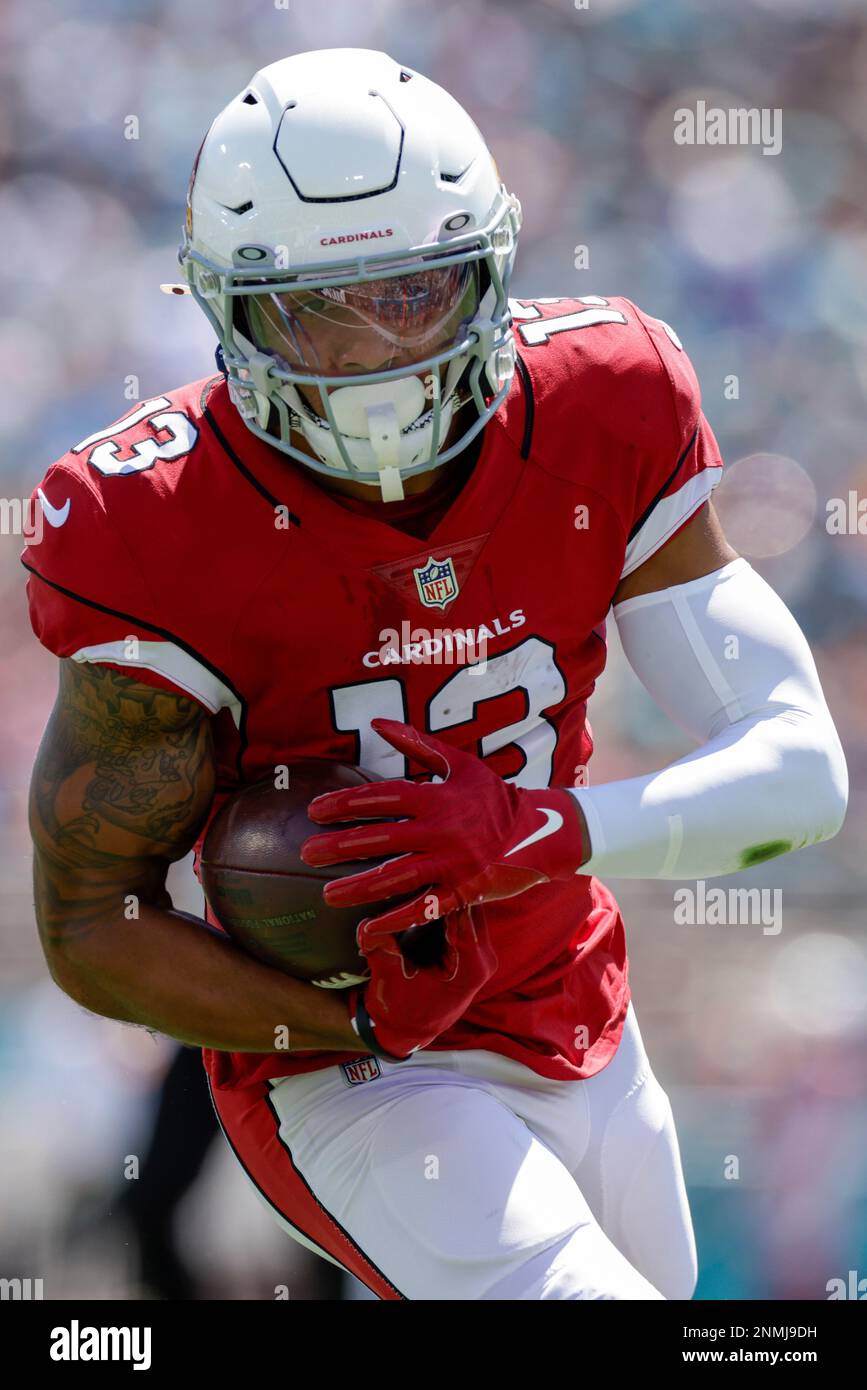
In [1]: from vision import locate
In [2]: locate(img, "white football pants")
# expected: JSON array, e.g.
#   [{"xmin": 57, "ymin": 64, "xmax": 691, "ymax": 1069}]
[{"xmin": 210, "ymin": 1002, "xmax": 697, "ymax": 1300}]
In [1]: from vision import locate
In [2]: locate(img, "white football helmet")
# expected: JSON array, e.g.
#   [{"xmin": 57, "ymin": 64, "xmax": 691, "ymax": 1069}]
[{"xmin": 179, "ymin": 48, "xmax": 522, "ymax": 501}]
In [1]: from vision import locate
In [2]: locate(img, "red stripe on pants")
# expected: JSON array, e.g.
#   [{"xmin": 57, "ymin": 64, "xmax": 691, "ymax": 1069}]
[{"xmin": 210, "ymin": 1079, "xmax": 405, "ymax": 1300}]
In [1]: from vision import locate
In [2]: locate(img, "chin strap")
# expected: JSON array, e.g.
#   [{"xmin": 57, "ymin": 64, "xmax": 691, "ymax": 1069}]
[
  {"xmin": 242, "ymin": 358, "xmax": 475, "ymax": 499},
  {"xmin": 366, "ymin": 399, "xmax": 405, "ymax": 502}
]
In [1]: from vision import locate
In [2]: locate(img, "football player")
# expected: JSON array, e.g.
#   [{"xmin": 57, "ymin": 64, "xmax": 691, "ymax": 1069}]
[{"xmin": 24, "ymin": 49, "xmax": 847, "ymax": 1300}]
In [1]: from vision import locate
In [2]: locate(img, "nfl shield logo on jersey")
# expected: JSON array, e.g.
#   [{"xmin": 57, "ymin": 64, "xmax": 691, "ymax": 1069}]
[
  {"xmin": 341, "ymin": 1056, "xmax": 382, "ymax": 1086},
  {"xmin": 413, "ymin": 555, "xmax": 459, "ymax": 610}
]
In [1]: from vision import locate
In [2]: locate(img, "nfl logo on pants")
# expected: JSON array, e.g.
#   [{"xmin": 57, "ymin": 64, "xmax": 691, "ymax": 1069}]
[{"xmin": 341, "ymin": 1056, "xmax": 382, "ymax": 1085}]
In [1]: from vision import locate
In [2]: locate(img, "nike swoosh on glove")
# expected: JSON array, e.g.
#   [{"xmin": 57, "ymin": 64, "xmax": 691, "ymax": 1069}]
[
  {"xmin": 346, "ymin": 904, "xmax": 498, "ymax": 1061},
  {"xmin": 300, "ymin": 718, "xmax": 590, "ymax": 936}
]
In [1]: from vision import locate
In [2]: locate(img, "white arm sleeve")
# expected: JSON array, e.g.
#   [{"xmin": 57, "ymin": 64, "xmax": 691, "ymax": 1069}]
[{"xmin": 570, "ymin": 558, "xmax": 848, "ymax": 879}]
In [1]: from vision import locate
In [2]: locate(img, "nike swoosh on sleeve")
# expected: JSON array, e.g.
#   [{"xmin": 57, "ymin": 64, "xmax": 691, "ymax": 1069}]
[
  {"xmin": 503, "ymin": 807, "xmax": 563, "ymax": 858},
  {"xmin": 37, "ymin": 489, "xmax": 71, "ymax": 528}
]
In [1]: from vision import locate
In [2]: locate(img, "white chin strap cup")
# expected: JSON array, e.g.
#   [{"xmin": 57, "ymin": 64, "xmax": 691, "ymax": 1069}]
[
  {"xmin": 365, "ymin": 400, "xmax": 404, "ymax": 501},
  {"xmin": 293, "ymin": 373, "xmax": 456, "ymax": 502}
]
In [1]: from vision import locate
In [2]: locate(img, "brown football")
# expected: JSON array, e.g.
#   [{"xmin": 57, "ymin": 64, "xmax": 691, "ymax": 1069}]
[{"xmin": 200, "ymin": 761, "xmax": 444, "ymax": 988}]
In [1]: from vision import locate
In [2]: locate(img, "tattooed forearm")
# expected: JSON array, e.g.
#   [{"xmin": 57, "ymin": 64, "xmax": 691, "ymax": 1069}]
[
  {"xmin": 25, "ymin": 663, "xmax": 358, "ymax": 1054},
  {"xmin": 30, "ymin": 660, "xmax": 216, "ymax": 949},
  {"xmin": 34, "ymin": 661, "xmax": 211, "ymax": 843}
]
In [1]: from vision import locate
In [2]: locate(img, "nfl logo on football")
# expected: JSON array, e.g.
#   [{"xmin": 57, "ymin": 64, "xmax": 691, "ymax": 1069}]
[{"xmin": 414, "ymin": 555, "xmax": 459, "ymax": 610}]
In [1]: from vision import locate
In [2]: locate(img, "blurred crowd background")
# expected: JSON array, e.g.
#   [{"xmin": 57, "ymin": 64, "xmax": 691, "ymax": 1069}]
[{"xmin": 1, "ymin": 0, "xmax": 866, "ymax": 1301}]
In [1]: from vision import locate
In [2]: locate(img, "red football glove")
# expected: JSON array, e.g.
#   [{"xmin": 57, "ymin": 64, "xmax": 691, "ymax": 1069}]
[
  {"xmin": 300, "ymin": 718, "xmax": 590, "ymax": 936},
  {"xmin": 346, "ymin": 904, "xmax": 498, "ymax": 1061}
]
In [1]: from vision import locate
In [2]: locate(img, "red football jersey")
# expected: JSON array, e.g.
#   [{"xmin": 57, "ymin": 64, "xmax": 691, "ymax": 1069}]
[{"xmin": 22, "ymin": 296, "xmax": 723, "ymax": 1088}]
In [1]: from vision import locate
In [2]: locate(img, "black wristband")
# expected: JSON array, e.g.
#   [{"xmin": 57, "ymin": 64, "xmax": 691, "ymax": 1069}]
[{"xmin": 351, "ymin": 994, "xmax": 412, "ymax": 1064}]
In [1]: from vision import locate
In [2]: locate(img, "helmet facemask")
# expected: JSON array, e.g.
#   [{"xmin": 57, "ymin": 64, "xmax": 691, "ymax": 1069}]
[{"xmin": 182, "ymin": 193, "xmax": 521, "ymax": 502}]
